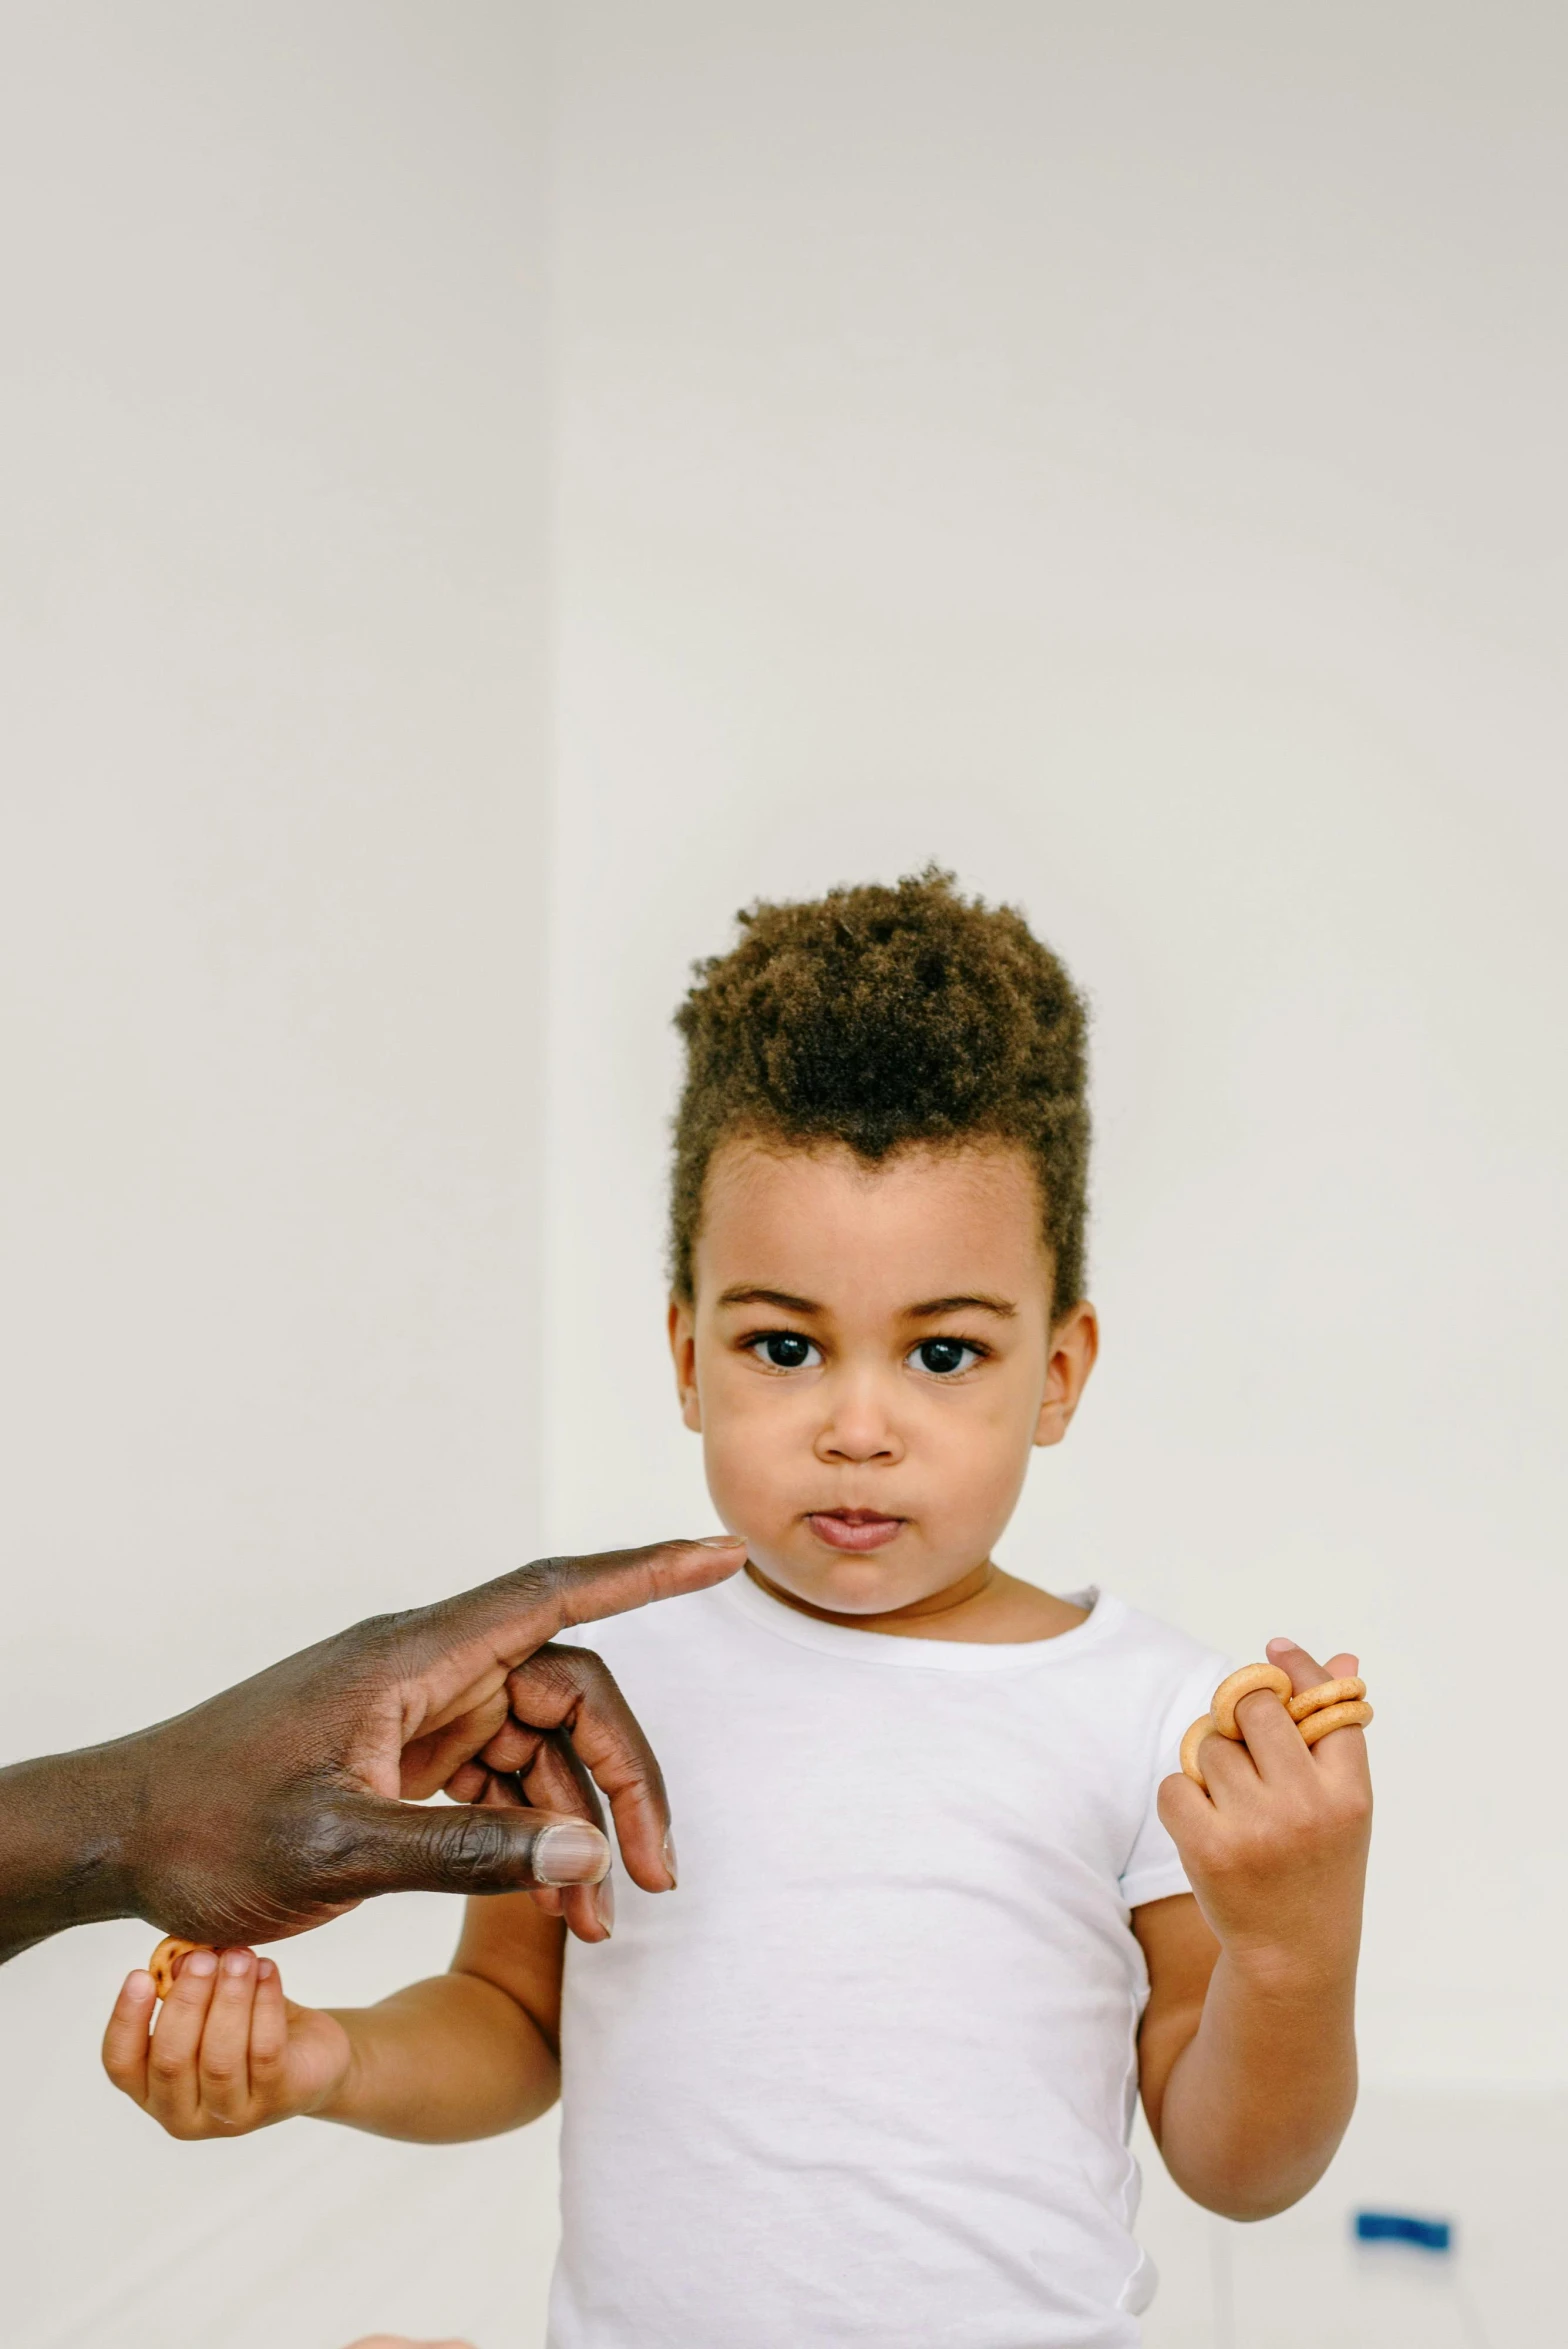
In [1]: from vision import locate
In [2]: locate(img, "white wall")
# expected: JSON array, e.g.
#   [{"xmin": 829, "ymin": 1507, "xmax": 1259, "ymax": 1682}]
[
  {"xmin": 545, "ymin": 0, "xmax": 1568, "ymax": 2098},
  {"xmin": 1, "ymin": 6, "xmax": 557, "ymax": 2343}
]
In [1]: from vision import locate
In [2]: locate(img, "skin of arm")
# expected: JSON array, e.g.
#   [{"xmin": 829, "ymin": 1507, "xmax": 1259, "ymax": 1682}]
[
  {"xmin": 1, "ymin": 1537, "xmax": 742, "ymax": 1963},
  {"xmin": 1133, "ymin": 1639, "xmax": 1371, "ymax": 2221},
  {"xmin": 320, "ymin": 1894, "xmax": 567, "ymax": 2143}
]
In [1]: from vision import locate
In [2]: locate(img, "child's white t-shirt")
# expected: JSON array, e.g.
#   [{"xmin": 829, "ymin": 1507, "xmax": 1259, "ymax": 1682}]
[{"xmin": 550, "ymin": 1573, "xmax": 1228, "ymax": 2349}]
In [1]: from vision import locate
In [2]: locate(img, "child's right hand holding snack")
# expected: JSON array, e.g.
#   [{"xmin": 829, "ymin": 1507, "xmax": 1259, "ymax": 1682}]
[{"xmin": 103, "ymin": 1945, "xmax": 352, "ymax": 2138}]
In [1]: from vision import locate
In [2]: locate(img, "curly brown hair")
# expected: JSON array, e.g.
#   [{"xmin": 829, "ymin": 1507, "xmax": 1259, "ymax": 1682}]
[{"xmin": 670, "ymin": 866, "xmax": 1091, "ymax": 1315}]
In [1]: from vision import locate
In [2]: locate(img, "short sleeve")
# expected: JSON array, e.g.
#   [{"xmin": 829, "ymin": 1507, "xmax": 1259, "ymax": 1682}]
[{"xmin": 1117, "ymin": 1650, "xmax": 1234, "ymax": 1911}]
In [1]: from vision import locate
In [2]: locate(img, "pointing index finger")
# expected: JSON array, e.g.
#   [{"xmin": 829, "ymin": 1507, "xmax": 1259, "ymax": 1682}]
[
  {"xmin": 388, "ymin": 1538, "xmax": 748, "ymax": 1744},
  {"xmin": 548, "ymin": 1536, "xmax": 748, "ymax": 1635}
]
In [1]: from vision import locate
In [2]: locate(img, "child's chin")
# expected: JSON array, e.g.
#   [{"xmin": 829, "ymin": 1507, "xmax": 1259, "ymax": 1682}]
[{"xmin": 764, "ymin": 1553, "xmax": 928, "ymax": 1617}]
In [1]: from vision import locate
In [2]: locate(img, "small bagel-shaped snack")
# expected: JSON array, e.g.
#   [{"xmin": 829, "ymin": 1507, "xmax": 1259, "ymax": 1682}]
[
  {"xmin": 1209, "ymin": 1662, "xmax": 1294, "ymax": 1740},
  {"xmin": 147, "ymin": 1936, "xmax": 207, "ymax": 2000},
  {"xmin": 1178, "ymin": 1715, "xmax": 1216, "ymax": 1786},
  {"xmin": 1286, "ymin": 1676, "xmax": 1365, "ymax": 1723},
  {"xmin": 1297, "ymin": 1697, "xmax": 1373, "ymax": 1749}
]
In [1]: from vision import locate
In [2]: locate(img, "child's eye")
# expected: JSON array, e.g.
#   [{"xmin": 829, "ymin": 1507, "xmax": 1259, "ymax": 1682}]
[
  {"xmin": 747, "ymin": 1330, "xmax": 823, "ymax": 1371},
  {"xmin": 907, "ymin": 1337, "xmax": 984, "ymax": 1377}
]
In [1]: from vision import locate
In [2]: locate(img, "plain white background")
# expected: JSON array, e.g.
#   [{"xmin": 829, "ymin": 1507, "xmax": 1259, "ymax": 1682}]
[{"xmin": 3, "ymin": 6, "xmax": 1564, "ymax": 2343}]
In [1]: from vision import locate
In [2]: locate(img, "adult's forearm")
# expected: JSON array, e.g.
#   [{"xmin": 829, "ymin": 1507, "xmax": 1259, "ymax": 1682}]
[
  {"xmin": 1155, "ymin": 1948, "xmax": 1358, "ymax": 2220},
  {"xmin": 0, "ymin": 1746, "xmax": 138, "ymax": 1963},
  {"xmin": 318, "ymin": 1974, "xmax": 559, "ymax": 2143}
]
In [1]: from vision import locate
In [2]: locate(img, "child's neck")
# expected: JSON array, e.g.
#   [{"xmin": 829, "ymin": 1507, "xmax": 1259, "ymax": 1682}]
[{"xmin": 745, "ymin": 1559, "xmax": 1089, "ymax": 1645}]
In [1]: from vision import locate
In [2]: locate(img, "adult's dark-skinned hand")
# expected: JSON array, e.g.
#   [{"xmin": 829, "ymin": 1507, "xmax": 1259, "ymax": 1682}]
[{"xmin": 0, "ymin": 1537, "xmax": 745, "ymax": 1964}]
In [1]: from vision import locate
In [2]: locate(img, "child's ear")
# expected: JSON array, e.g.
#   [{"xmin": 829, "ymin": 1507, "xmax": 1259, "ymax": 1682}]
[
  {"xmin": 1034, "ymin": 1299, "xmax": 1099, "ymax": 1448},
  {"xmin": 667, "ymin": 1295, "xmax": 703, "ymax": 1431}
]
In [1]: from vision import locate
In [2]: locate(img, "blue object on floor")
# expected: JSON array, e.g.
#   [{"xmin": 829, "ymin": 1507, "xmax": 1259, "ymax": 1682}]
[{"xmin": 1354, "ymin": 2210, "xmax": 1452, "ymax": 2252}]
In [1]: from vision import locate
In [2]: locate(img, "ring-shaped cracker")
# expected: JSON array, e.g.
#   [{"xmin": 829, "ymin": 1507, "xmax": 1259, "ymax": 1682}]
[
  {"xmin": 1179, "ymin": 1716, "xmax": 1217, "ymax": 1786},
  {"xmin": 1297, "ymin": 1697, "xmax": 1373, "ymax": 1748},
  {"xmin": 1286, "ymin": 1676, "xmax": 1366, "ymax": 1723},
  {"xmin": 147, "ymin": 1935, "xmax": 204, "ymax": 2001},
  {"xmin": 1210, "ymin": 1662, "xmax": 1293, "ymax": 1740}
]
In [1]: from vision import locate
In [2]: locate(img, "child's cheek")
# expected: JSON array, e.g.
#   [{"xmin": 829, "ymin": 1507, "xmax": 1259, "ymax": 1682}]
[
  {"xmin": 924, "ymin": 1393, "xmax": 1035, "ymax": 1553},
  {"xmin": 698, "ymin": 1385, "xmax": 796, "ymax": 1542}
]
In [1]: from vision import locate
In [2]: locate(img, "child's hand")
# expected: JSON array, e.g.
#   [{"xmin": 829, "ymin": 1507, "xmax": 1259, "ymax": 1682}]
[
  {"xmin": 102, "ymin": 1945, "xmax": 352, "ymax": 2138},
  {"xmin": 1158, "ymin": 1638, "xmax": 1372, "ymax": 1975}
]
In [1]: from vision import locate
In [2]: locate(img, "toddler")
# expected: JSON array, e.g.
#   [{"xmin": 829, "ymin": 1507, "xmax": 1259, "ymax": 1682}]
[{"xmin": 105, "ymin": 871, "xmax": 1371, "ymax": 2348}]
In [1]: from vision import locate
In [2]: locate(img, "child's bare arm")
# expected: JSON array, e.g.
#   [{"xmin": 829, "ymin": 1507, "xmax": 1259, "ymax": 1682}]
[
  {"xmin": 103, "ymin": 1894, "xmax": 567, "ymax": 2145},
  {"xmin": 1134, "ymin": 1639, "xmax": 1371, "ymax": 2221}
]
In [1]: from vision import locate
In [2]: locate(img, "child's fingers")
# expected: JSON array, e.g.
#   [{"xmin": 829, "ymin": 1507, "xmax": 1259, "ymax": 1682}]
[
  {"xmin": 1301, "ymin": 1702, "xmax": 1375, "ymax": 1811},
  {"xmin": 144, "ymin": 1946, "xmax": 219, "ymax": 2132},
  {"xmin": 1229, "ymin": 1687, "xmax": 1317, "ymax": 1785},
  {"xmin": 197, "ymin": 1948, "xmax": 261, "ymax": 2124},
  {"xmin": 247, "ymin": 1958, "xmax": 290, "ymax": 2104},
  {"xmin": 1264, "ymin": 1638, "xmax": 1361, "ymax": 1695},
  {"xmin": 102, "ymin": 1970, "xmax": 158, "ymax": 2104},
  {"xmin": 1188, "ymin": 1725, "xmax": 1262, "ymax": 1807},
  {"xmin": 1157, "ymin": 1768, "xmax": 1216, "ymax": 1849},
  {"xmin": 1262, "ymin": 1637, "xmax": 1331, "ymax": 1696},
  {"xmin": 1262, "ymin": 1639, "xmax": 1369, "ymax": 1781}
]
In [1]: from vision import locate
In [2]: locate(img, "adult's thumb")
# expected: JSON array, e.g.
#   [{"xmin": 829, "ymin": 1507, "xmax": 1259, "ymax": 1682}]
[{"xmin": 308, "ymin": 1792, "xmax": 610, "ymax": 1900}]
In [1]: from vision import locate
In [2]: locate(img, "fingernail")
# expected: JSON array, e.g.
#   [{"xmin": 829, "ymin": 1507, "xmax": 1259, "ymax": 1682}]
[
  {"xmin": 534, "ymin": 1822, "xmax": 611, "ymax": 1886},
  {"xmin": 662, "ymin": 1828, "xmax": 679, "ymax": 1888},
  {"xmin": 594, "ymin": 1874, "xmax": 615, "ymax": 1934},
  {"xmin": 187, "ymin": 1950, "xmax": 217, "ymax": 1978},
  {"xmin": 126, "ymin": 1970, "xmax": 155, "ymax": 1998},
  {"xmin": 257, "ymin": 1960, "xmax": 275, "ymax": 1981},
  {"xmin": 696, "ymin": 1533, "xmax": 745, "ymax": 1549},
  {"xmin": 222, "ymin": 1949, "xmax": 251, "ymax": 1977}
]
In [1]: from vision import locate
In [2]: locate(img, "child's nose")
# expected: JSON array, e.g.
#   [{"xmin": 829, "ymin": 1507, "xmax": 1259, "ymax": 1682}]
[{"xmin": 813, "ymin": 1373, "xmax": 905, "ymax": 1465}]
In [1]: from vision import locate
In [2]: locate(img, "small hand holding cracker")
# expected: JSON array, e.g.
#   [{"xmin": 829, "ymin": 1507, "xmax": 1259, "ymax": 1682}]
[
  {"xmin": 103, "ymin": 1944, "xmax": 351, "ymax": 2139},
  {"xmin": 1158, "ymin": 1637, "xmax": 1373, "ymax": 1972}
]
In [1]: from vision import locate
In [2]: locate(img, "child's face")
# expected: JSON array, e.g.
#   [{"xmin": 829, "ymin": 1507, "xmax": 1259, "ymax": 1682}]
[{"xmin": 668, "ymin": 1139, "xmax": 1097, "ymax": 1616}]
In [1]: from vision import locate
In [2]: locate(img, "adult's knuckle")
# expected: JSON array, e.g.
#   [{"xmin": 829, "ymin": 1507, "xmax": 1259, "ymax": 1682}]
[
  {"xmin": 423, "ymin": 1809, "xmax": 518, "ymax": 1887},
  {"xmin": 486, "ymin": 1555, "xmax": 566, "ymax": 1615},
  {"xmin": 510, "ymin": 1641, "xmax": 594, "ymax": 1719},
  {"xmin": 525, "ymin": 1552, "xmax": 569, "ymax": 1595}
]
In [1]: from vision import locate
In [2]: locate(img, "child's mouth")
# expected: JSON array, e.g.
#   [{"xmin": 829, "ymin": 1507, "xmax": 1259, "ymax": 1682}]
[{"xmin": 806, "ymin": 1509, "xmax": 906, "ymax": 1553}]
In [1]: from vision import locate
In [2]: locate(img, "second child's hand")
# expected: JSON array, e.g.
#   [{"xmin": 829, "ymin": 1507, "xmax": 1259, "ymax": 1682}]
[
  {"xmin": 1160, "ymin": 1638, "xmax": 1372, "ymax": 1972},
  {"xmin": 103, "ymin": 1946, "xmax": 351, "ymax": 2140},
  {"xmin": 1149, "ymin": 1636, "xmax": 1372, "ymax": 2218}
]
